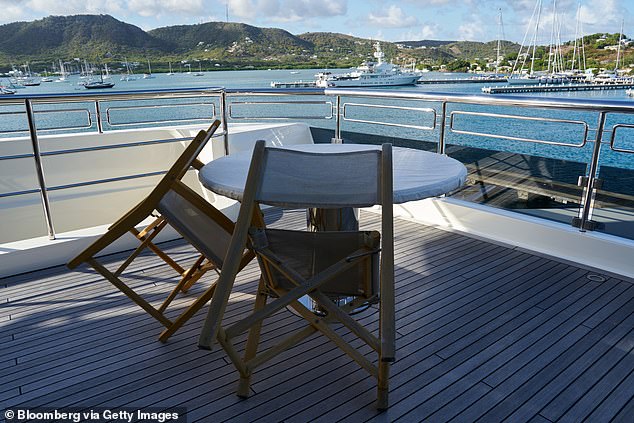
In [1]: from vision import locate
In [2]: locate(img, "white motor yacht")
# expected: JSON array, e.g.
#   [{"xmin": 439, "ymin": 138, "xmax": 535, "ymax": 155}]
[{"xmin": 315, "ymin": 42, "xmax": 419, "ymax": 88}]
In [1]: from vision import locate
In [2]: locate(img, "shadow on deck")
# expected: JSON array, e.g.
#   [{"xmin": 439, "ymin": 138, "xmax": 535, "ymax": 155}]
[{"xmin": 1, "ymin": 209, "xmax": 632, "ymax": 422}]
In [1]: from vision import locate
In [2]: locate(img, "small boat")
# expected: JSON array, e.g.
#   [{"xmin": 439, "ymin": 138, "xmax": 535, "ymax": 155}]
[
  {"xmin": 194, "ymin": 62, "xmax": 204, "ymax": 76},
  {"xmin": 167, "ymin": 62, "xmax": 175, "ymax": 76},
  {"xmin": 121, "ymin": 58, "xmax": 137, "ymax": 81},
  {"xmin": 0, "ymin": 86, "xmax": 16, "ymax": 95},
  {"xmin": 143, "ymin": 59, "xmax": 155, "ymax": 79},
  {"xmin": 84, "ymin": 70, "xmax": 115, "ymax": 89},
  {"xmin": 84, "ymin": 81, "xmax": 115, "ymax": 89}
]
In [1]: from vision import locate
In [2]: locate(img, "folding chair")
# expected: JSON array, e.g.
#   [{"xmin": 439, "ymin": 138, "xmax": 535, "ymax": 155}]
[
  {"xmin": 68, "ymin": 120, "xmax": 254, "ymax": 342},
  {"xmin": 198, "ymin": 141, "xmax": 395, "ymax": 409}
]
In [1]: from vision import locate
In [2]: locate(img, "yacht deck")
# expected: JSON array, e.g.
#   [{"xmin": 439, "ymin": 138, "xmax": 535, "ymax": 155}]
[{"xmin": 1, "ymin": 209, "xmax": 633, "ymax": 422}]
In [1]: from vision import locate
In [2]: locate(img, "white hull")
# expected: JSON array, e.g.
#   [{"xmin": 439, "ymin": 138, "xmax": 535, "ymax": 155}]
[
  {"xmin": 316, "ymin": 74, "xmax": 419, "ymax": 88},
  {"xmin": 507, "ymin": 77, "xmax": 543, "ymax": 85}
]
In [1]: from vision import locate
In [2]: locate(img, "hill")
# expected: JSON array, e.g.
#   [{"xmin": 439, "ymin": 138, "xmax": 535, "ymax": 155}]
[
  {"xmin": 0, "ymin": 15, "xmax": 169, "ymax": 61},
  {"xmin": 149, "ymin": 22, "xmax": 312, "ymax": 60}
]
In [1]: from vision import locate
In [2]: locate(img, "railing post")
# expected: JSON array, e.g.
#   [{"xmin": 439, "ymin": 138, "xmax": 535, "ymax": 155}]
[
  {"xmin": 438, "ymin": 101, "xmax": 448, "ymax": 155},
  {"xmin": 220, "ymin": 90, "xmax": 229, "ymax": 155},
  {"xmin": 95, "ymin": 100, "xmax": 104, "ymax": 133},
  {"xmin": 575, "ymin": 111, "xmax": 606, "ymax": 232},
  {"xmin": 25, "ymin": 99, "xmax": 56, "ymax": 240},
  {"xmin": 332, "ymin": 95, "xmax": 343, "ymax": 143}
]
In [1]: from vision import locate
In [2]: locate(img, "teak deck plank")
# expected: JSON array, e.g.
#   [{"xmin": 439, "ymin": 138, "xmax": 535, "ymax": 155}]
[{"xmin": 0, "ymin": 208, "xmax": 632, "ymax": 423}]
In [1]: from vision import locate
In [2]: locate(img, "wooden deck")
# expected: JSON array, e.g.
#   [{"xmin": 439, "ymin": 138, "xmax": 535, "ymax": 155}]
[{"xmin": 1, "ymin": 209, "xmax": 633, "ymax": 422}]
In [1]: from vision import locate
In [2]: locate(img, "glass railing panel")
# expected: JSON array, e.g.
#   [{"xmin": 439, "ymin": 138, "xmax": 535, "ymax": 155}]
[
  {"xmin": 335, "ymin": 96, "xmax": 441, "ymax": 151},
  {"xmin": 593, "ymin": 114, "xmax": 634, "ymax": 240},
  {"xmin": 0, "ymin": 145, "xmax": 45, "ymax": 243},
  {"xmin": 0, "ymin": 103, "xmax": 30, "ymax": 137},
  {"xmin": 0, "ymin": 193, "xmax": 48, "ymax": 243},
  {"xmin": 101, "ymin": 96, "xmax": 220, "ymax": 130},
  {"xmin": 225, "ymin": 93, "xmax": 335, "ymax": 145},
  {"xmin": 443, "ymin": 102, "xmax": 594, "ymax": 226}
]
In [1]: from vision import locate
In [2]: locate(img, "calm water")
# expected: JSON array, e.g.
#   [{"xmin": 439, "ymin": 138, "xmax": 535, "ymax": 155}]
[{"xmin": 4, "ymin": 69, "xmax": 634, "ymax": 169}]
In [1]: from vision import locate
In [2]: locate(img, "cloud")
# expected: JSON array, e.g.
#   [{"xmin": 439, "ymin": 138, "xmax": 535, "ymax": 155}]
[
  {"xmin": 0, "ymin": 0, "xmax": 29, "ymax": 23},
  {"xmin": 24, "ymin": 0, "xmax": 204, "ymax": 19},
  {"xmin": 228, "ymin": 0, "xmax": 345, "ymax": 21},
  {"xmin": 400, "ymin": 25, "xmax": 438, "ymax": 41},
  {"xmin": 25, "ymin": 0, "xmax": 126, "ymax": 15},
  {"xmin": 367, "ymin": 5, "xmax": 419, "ymax": 28},
  {"xmin": 579, "ymin": 0, "xmax": 619, "ymax": 28},
  {"xmin": 457, "ymin": 21, "xmax": 485, "ymax": 41},
  {"xmin": 128, "ymin": 0, "xmax": 204, "ymax": 17}
]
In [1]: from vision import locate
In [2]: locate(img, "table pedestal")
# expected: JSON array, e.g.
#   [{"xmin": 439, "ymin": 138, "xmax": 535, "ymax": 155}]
[
  {"xmin": 300, "ymin": 207, "xmax": 366, "ymax": 316},
  {"xmin": 306, "ymin": 207, "xmax": 359, "ymax": 231}
]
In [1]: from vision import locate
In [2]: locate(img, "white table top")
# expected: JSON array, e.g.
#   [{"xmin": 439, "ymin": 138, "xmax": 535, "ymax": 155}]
[{"xmin": 199, "ymin": 144, "xmax": 467, "ymax": 205}]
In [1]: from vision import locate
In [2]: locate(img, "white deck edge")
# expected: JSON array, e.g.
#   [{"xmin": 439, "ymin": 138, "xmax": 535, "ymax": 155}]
[{"xmin": 389, "ymin": 197, "xmax": 634, "ymax": 281}]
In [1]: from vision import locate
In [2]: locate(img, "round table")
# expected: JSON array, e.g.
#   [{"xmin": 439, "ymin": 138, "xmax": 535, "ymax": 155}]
[
  {"xmin": 199, "ymin": 143, "xmax": 467, "ymax": 206},
  {"xmin": 199, "ymin": 143, "xmax": 467, "ymax": 313}
]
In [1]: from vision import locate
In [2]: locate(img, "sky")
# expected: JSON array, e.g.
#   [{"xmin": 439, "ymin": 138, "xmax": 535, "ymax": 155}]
[{"xmin": 0, "ymin": 0, "xmax": 631, "ymax": 43}]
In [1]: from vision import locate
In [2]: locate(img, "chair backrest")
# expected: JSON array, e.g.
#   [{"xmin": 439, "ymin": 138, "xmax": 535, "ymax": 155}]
[
  {"xmin": 157, "ymin": 185, "xmax": 234, "ymax": 268},
  {"xmin": 255, "ymin": 147, "xmax": 384, "ymax": 208},
  {"xmin": 68, "ymin": 120, "xmax": 221, "ymax": 269},
  {"xmin": 148, "ymin": 120, "xmax": 221, "ymax": 203}
]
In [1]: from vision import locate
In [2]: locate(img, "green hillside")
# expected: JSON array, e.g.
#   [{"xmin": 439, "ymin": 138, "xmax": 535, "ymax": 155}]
[{"xmin": 0, "ymin": 15, "xmax": 169, "ymax": 60}]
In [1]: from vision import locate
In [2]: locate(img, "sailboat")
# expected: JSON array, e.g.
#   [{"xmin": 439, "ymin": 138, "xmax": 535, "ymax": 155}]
[
  {"xmin": 194, "ymin": 62, "xmax": 204, "ymax": 76},
  {"xmin": 143, "ymin": 59, "xmax": 154, "ymax": 79},
  {"xmin": 102, "ymin": 63, "xmax": 111, "ymax": 80},
  {"xmin": 55, "ymin": 60, "xmax": 69, "ymax": 83},
  {"xmin": 85, "ymin": 68, "xmax": 115, "ymax": 89},
  {"xmin": 120, "ymin": 58, "xmax": 137, "ymax": 81},
  {"xmin": 41, "ymin": 70, "xmax": 53, "ymax": 83},
  {"xmin": 167, "ymin": 62, "xmax": 175, "ymax": 76}
]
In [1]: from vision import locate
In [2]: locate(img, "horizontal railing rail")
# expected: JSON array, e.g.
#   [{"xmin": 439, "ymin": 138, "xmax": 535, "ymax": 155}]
[
  {"xmin": 341, "ymin": 103, "xmax": 436, "ymax": 131},
  {"xmin": 610, "ymin": 124, "xmax": 634, "ymax": 154},
  {"xmin": 449, "ymin": 110, "xmax": 590, "ymax": 147},
  {"xmin": 106, "ymin": 102, "xmax": 217, "ymax": 127}
]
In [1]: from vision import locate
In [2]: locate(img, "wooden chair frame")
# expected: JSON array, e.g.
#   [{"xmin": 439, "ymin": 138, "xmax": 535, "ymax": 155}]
[
  {"xmin": 198, "ymin": 140, "xmax": 395, "ymax": 409},
  {"xmin": 67, "ymin": 120, "xmax": 253, "ymax": 342}
]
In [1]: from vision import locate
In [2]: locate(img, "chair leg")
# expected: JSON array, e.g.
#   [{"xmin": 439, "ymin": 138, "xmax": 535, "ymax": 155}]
[
  {"xmin": 376, "ymin": 360, "xmax": 390, "ymax": 411},
  {"xmin": 181, "ymin": 259, "xmax": 217, "ymax": 292},
  {"xmin": 179, "ymin": 255, "xmax": 207, "ymax": 292},
  {"xmin": 158, "ymin": 282, "xmax": 217, "ymax": 343},
  {"xmin": 237, "ymin": 276, "xmax": 269, "ymax": 398}
]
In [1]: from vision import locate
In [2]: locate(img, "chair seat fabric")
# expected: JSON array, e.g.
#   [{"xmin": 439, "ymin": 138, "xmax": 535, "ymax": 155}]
[{"xmin": 251, "ymin": 228, "xmax": 380, "ymax": 298}]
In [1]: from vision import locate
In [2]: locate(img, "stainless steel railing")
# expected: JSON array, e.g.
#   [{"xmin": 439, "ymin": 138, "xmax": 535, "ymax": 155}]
[{"xmin": 1, "ymin": 86, "xmax": 634, "ymax": 242}]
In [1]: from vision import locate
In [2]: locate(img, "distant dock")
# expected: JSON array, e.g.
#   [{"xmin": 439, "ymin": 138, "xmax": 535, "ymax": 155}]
[
  {"xmin": 270, "ymin": 80, "xmax": 317, "ymax": 88},
  {"xmin": 418, "ymin": 78, "xmax": 507, "ymax": 84},
  {"xmin": 483, "ymin": 83, "xmax": 634, "ymax": 94}
]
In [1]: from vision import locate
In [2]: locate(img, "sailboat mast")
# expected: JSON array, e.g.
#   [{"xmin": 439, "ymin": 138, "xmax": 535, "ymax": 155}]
[
  {"xmin": 530, "ymin": 0, "xmax": 542, "ymax": 75},
  {"xmin": 615, "ymin": 19, "xmax": 624, "ymax": 71},
  {"xmin": 571, "ymin": 3, "xmax": 580, "ymax": 71},
  {"xmin": 547, "ymin": 0, "xmax": 556, "ymax": 74},
  {"xmin": 495, "ymin": 8, "xmax": 504, "ymax": 75}
]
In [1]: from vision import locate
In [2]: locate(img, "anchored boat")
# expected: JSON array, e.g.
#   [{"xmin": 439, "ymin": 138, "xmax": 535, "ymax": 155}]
[{"xmin": 315, "ymin": 42, "xmax": 419, "ymax": 88}]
